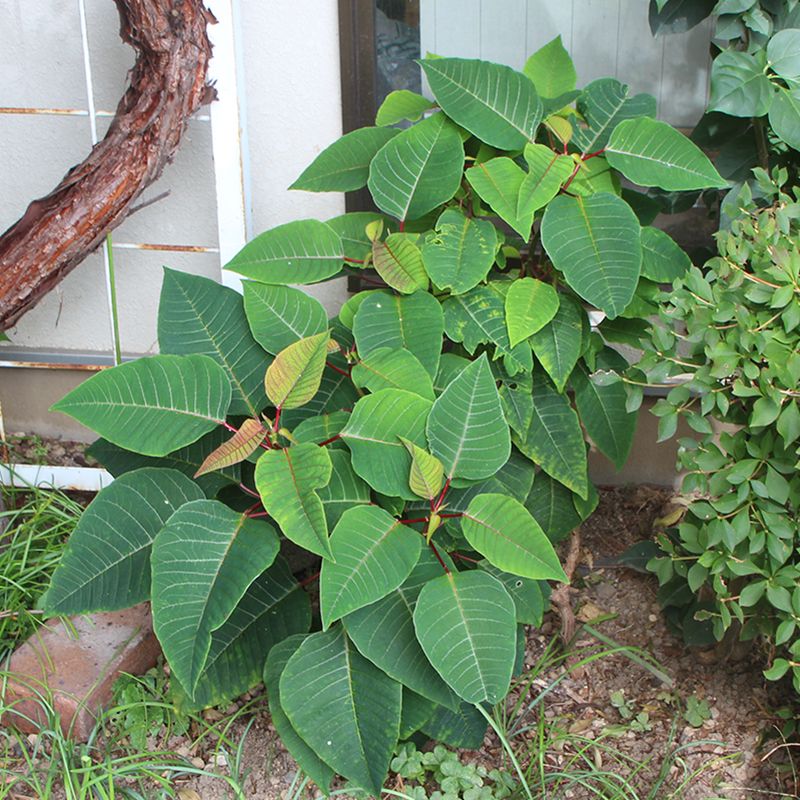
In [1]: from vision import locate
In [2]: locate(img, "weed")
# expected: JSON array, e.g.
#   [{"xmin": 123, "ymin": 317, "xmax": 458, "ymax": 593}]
[{"xmin": 683, "ymin": 696, "xmax": 712, "ymax": 729}]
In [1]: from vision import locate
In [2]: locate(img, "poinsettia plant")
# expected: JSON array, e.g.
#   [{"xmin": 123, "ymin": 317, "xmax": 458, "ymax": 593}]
[{"xmin": 45, "ymin": 40, "xmax": 725, "ymax": 795}]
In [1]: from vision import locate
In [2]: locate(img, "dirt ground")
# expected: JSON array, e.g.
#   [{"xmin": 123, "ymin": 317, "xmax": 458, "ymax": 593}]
[
  {"xmin": 3, "ymin": 433, "xmax": 97, "ymax": 468},
  {"xmin": 164, "ymin": 485, "xmax": 795, "ymax": 800}
]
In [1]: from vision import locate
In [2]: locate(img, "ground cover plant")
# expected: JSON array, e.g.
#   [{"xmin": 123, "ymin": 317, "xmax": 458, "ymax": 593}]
[
  {"xmin": 638, "ymin": 170, "xmax": 800, "ymax": 692},
  {"xmin": 44, "ymin": 40, "xmax": 725, "ymax": 796}
]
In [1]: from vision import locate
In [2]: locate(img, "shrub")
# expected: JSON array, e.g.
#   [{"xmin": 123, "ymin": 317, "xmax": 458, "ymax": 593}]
[
  {"xmin": 45, "ymin": 41, "xmax": 723, "ymax": 794},
  {"xmin": 640, "ymin": 169, "xmax": 800, "ymax": 690}
]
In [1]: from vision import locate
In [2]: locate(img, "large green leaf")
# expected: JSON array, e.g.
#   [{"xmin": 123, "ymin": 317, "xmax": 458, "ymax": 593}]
[
  {"xmin": 514, "ymin": 372, "xmax": 588, "ymax": 498},
  {"xmin": 769, "ymin": 87, "xmax": 800, "ymax": 150},
  {"xmin": 465, "ymin": 157, "xmax": 536, "ymax": 239},
  {"xmin": 52, "ymin": 355, "xmax": 231, "ymax": 457},
  {"xmin": 420, "ymin": 58, "xmax": 542, "ymax": 149},
  {"xmin": 327, "ymin": 212, "xmax": 393, "ymax": 261},
  {"xmin": 413, "ymin": 570, "xmax": 516, "ymax": 704},
  {"xmin": 368, "ymin": 113, "xmax": 464, "ymax": 221},
  {"xmin": 86, "ymin": 430, "xmax": 240, "ymax": 497},
  {"xmin": 505, "ymin": 277, "xmax": 560, "ymax": 347},
  {"xmin": 639, "ymin": 227, "xmax": 691, "ymax": 283},
  {"xmin": 376, "ymin": 89, "xmax": 434, "ymax": 126},
  {"xmin": 443, "ymin": 285, "xmax": 532, "ymax": 374},
  {"xmin": 372, "ymin": 233, "xmax": 428, "ymax": 294},
  {"xmin": 184, "ymin": 556, "xmax": 310, "ymax": 710},
  {"xmin": 709, "ymin": 49, "xmax": 773, "ymax": 118},
  {"xmin": 353, "ymin": 291, "xmax": 443, "ymax": 378},
  {"xmin": 351, "ymin": 347, "xmax": 435, "ymax": 400},
  {"xmin": 523, "ymin": 36, "xmax": 576, "ymax": 99},
  {"xmin": 343, "ymin": 549, "xmax": 457, "ymax": 709},
  {"xmin": 525, "ymin": 472, "xmax": 583, "ymax": 543},
  {"xmin": 293, "ymin": 411, "xmax": 350, "ymax": 450},
  {"xmin": 461, "ymin": 493, "xmax": 567, "ymax": 581},
  {"xmin": 530, "ymin": 296, "xmax": 584, "ymax": 392},
  {"xmin": 445, "ymin": 449, "xmax": 535, "ymax": 514},
  {"xmin": 151, "ymin": 500, "xmax": 280, "ymax": 696},
  {"xmin": 43, "ymin": 469, "xmax": 202, "ymax": 615},
  {"xmin": 290, "ymin": 126, "xmax": 399, "ymax": 192},
  {"xmin": 541, "ymin": 193, "xmax": 642, "ymax": 319},
  {"xmin": 320, "ymin": 505, "xmax": 421, "ymax": 628},
  {"xmin": 768, "ymin": 29, "xmax": 800, "ymax": 80},
  {"xmin": 400, "ymin": 690, "xmax": 437, "ymax": 739},
  {"xmin": 280, "ymin": 365, "xmax": 360, "ymax": 429},
  {"xmin": 263, "ymin": 636, "xmax": 334, "ymax": 792},
  {"xmin": 422, "ymin": 701, "xmax": 488, "ymax": 750},
  {"xmin": 341, "ymin": 389, "xmax": 432, "ymax": 499},
  {"xmin": 421, "ymin": 208, "xmax": 497, "ymax": 294},
  {"xmin": 255, "ymin": 443, "xmax": 334, "ymax": 559},
  {"xmin": 242, "ymin": 283, "xmax": 327, "ymax": 355},
  {"xmin": 426, "ymin": 354, "xmax": 510, "ymax": 481},
  {"xmin": 520, "ymin": 144, "xmax": 574, "ymax": 209},
  {"xmin": 572, "ymin": 78, "xmax": 656, "ymax": 153},
  {"xmin": 158, "ymin": 269, "xmax": 268, "ymax": 416},
  {"xmin": 478, "ymin": 560, "xmax": 549, "ymax": 626},
  {"xmin": 226, "ymin": 219, "xmax": 344, "ymax": 284},
  {"xmin": 317, "ymin": 449, "xmax": 372, "ymax": 529},
  {"xmin": 265, "ymin": 331, "xmax": 330, "ymax": 410},
  {"xmin": 280, "ymin": 626, "xmax": 402, "ymax": 796},
  {"xmin": 572, "ymin": 361, "xmax": 637, "ymax": 470},
  {"xmin": 606, "ymin": 118, "xmax": 727, "ymax": 191},
  {"xmin": 195, "ymin": 418, "xmax": 267, "ymax": 477}
]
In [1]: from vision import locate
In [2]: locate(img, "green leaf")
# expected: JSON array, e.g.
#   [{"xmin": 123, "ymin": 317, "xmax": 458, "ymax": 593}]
[
  {"xmin": 523, "ymin": 36, "xmax": 576, "ymax": 98},
  {"xmin": 86, "ymin": 431, "xmax": 241, "ymax": 498},
  {"xmin": 505, "ymin": 278, "xmax": 560, "ymax": 347},
  {"xmin": 368, "ymin": 113, "xmax": 464, "ymax": 221},
  {"xmin": 426, "ymin": 354, "xmax": 510, "ymax": 481},
  {"xmin": 767, "ymin": 29, "xmax": 800, "ymax": 80},
  {"xmin": 400, "ymin": 690, "xmax": 436, "ymax": 739},
  {"xmin": 317, "ymin": 450, "xmax": 372, "ymax": 529},
  {"xmin": 180, "ymin": 555, "xmax": 311, "ymax": 711},
  {"xmin": 525, "ymin": 472, "xmax": 582, "ymax": 543},
  {"xmin": 521, "ymin": 144, "xmax": 574, "ymax": 209},
  {"xmin": 541, "ymin": 193, "xmax": 642, "ymax": 319},
  {"xmin": 572, "ymin": 78, "xmax": 656, "ymax": 154},
  {"xmin": 266, "ymin": 331, "xmax": 330, "ymax": 410},
  {"xmin": 242, "ymin": 283, "xmax": 327, "ymax": 355},
  {"xmin": 420, "ymin": 58, "xmax": 542, "ymax": 149},
  {"xmin": 263, "ymin": 636, "xmax": 334, "ymax": 792},
  {"xmin": 530, "ymin": 296, "xmax": 584, "ymax": 392},
  {"xmin": 499, "ymin": 382, "xmax": 533, "ymax": 436},
  {"xmin": 414, "ymin": 570, "xmax": 517, "ymax": 704},
  {"xmin": 353, "ymin": 291, "xmax": 444, "ymax": 378},
  {"xmin": 341, "ymin": 389, "xmax": 433, "ymax": 499},
  {"xmin": 351, "ymin": 347, "xmax": 435, "ymax": 401},
  {"xmin": 572, "ymin": 362, "xmax": 637, "ymax": 469},
  {"xmin": 327, "ymin": 212, "xmax": 393, "ymax": 262},
  {"xmin": 376, "ymin": 90, "xmax": 434, "ymax": 126},
  {"xmin": 443, "ymin": 285, "xmax": 531, "ymax": 374},
  {"xmin": 768, "ymin": 87, "xmax": 800, "ymax": 150},
  {"xmin": 400, "ymin": 438, "xmax": 444, "ymax": 501},
  {"xmin": 320, "ymin": 505, "xmax": 421, "ymax": 628},
  {"xmin": 423, "ymin": 703, "xmax": 489, "ymax": 750},
  {"xmin": 43, "ymin": 469, "xmax": 202, "ymax": 615},
  {"xmin": 290, "ymin": 126, "xmax": 399, "ymax": 192},
  {"xmin": 255, "ymin": 443, "xmax": 334, "ymax": 559},
  {"xmin": 51, "ymin": 355, "xmax": 231, "ymax": 457},
  {"xmin": 151, "ymin": 500, "xmax": 280, "ymax": 695},
  {"xmin": 606, "ymin": 118, "xmax": 727, "ymax": 191},
  {"xmin": 280, "ymin": 626, "xmax": 401, "ymax": 796},
  {"xmin": 514, "ymin": 371, "xmax": 588, "ymax": 498},
  {"xmin": 421, "ymin": 208, "xmax": 497, "ymax": 294},
  {"xmin": 158, "ymin": 269, "xmax": 268, "ymax": 416},
  {"xmin": 292, "ymin": 411, "xmax": 349, "ymax": 449},
  {"xmin": 372, "ymin": 233, "xmax": 428, "ymax": 293},
  {"xmin": 461, "ymin": 493, "xmax": 567, "ymax": 581},
  {"xmin": 194, "ymin": 418, "xmax": 267, "ymax": 476},
  {"xmin": 226, "ymin": 219, "xmax": 344, "ymax": 284},
  {"xmin": 764, "ymin": 658, "xmax": 791, "ymax": 681},
  {"xmin": 477, "ymin": 560, "xmax": 548, "ymax": 625},
  {"xmin": 640, "ymin": 227, "xmax": 692, "ymax": 282},
  {"xmin": 343, "ymin": 549, "xmax": 458, "ymax": 709},
  {"xmin": 777, "ymin": 400, "xmax": 800, "ymax": 445},
  {"xmin": 464, "ymin": 157, "xmax": 536, "ymax": 239},
  {"xmin": 709, "ymin": 50, "xmax": 773, "ymax": 118}
]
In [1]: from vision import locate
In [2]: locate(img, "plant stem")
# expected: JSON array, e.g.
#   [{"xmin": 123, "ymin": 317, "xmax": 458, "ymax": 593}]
[
  {"xmin": 754, "ymin": 117, "xmax": 769, "ymax": 170},
  {"xmin": 433, "ymin": 477, "xmax": 451, "ymax": 511},
  {"xmin": 428, "ymin": 541, "xmax": 451, "ymax": 574},
  {"xmin": 299, "ymin": 571, "xmax": 320, "ymax": 588},
  {"xmin": 326, "ymin": 361, "xmax": 350, "ymax": 377},
  {"xmin": 474, "ymin": 704, "xmax": 534, "ymax": 800},
  {"xmin": 317, "ymin": 434, "xmax": 341, "ymax": 447}
]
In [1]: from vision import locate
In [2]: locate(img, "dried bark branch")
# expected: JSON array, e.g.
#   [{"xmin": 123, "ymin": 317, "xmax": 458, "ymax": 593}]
[{"xmin": 0, "ymin": 0, "xmax": 216, "ymax": 330}]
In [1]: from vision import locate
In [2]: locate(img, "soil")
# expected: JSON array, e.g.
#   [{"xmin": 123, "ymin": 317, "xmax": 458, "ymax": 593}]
[
  {"xmin": 168, "ymin": 485, "xmax": 797, "ymax": 800},
  {"xmin": 2, "ymin": 433, "xmax": 98, "ymax": 468}
]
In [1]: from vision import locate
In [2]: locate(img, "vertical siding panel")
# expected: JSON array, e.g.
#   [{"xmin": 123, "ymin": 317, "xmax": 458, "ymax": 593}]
[
  {"xmin": 525, "ymin": 0, "xmax": 574, "ymax": 58},
  {"xmin": 419, "ymin": 0, "xmax": 437, "ymax": 62},
  {"xmin": 658, "ymin": 16, "xmax": 713, "ymax": 127},
  {"xmin": 433, "ymin": 0, "xmax": 481, "ymax": 57},
  {"xmin": 480, "ymin": 0, "xmax": 527, "ymax": 69},
  {"xmin": 571, "ymin": 0, "xmax": 621, "ymax": 86},
  {"xmin": 615, "ymin": 0, "xmax": 663, "ymax": 104}
]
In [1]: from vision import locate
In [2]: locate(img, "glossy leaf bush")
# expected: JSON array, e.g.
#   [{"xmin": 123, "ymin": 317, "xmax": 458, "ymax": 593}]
[
  {"xmin": 45, "ymin": 42, "xmax": 724, "ymax": 795},
  {"xmin": 639, "ymin": 170, "xmax": 800, "ymax": 691}
]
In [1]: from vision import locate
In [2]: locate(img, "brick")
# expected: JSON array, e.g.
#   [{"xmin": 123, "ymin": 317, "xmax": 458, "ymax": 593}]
[{"xmin": 3, "ymin": 603, "xmax": 160, "ymax": 741}]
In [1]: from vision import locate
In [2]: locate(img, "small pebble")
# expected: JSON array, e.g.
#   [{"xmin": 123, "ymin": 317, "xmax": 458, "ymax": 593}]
[{"xmin": 190, "ymin": 757, "xmax": 205, "ymax": 769}]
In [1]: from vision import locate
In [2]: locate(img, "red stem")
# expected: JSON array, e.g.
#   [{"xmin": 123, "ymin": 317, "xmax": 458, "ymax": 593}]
[
  {"xmin": 582, "ymin": 148, "xmax": 605, "ymax": 161},
  {"xmin": 299, "ymin": 571, "xmax": 321, "ymax": 588},
  {"xmin": 222, "ymin": 421, "xmax": 237, "ymax": 433},
  {"xmin": 429, "ymin": 541, "xmax": 451, "ymax": 575},
  {"xmin": 239, "ymin": 483, "xmax": 260, "ymax": 498},
  {"xmin": 562, "ymin": 161, "xmax": 583, "ymax": 192},
  {"xmin": 273, "ymin": 405, "xmax": 282, "ymax": 432},
  {"xmin": 452, "ymin": 552, "xmax": 480, "ymax": 564},
  {"xmin": 326, "ymin": 361, "xmax": 351, "ymax": 377},
  {"xmin": 247, "ymin": 511, "xmax": 270, "ymax": 519},
  {"xmin": 433, "ymin": 477, "xmax": 451, "ymax": 512},
  {"xmin": 343, "ymin": 256, "xmax": 365, "ymax": 264},
  {"xmin": 439, "ymin": 512, "xmax": 462, "ymax": 519},
  {"xmin": 317, "ymin": 434, "xmax": 342, "ymax": 447},
  {"xmin": 398, "ymin": 220, "xmax": 406, "ymax": 232},
  {"xmin": 400, "ymin": 517, "xmax": 429, "ymax": 525}
]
